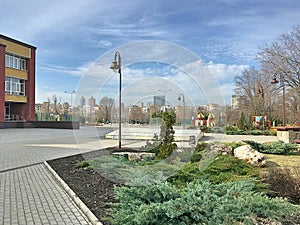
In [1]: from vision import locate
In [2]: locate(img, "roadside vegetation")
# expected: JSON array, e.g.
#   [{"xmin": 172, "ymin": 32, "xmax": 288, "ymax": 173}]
[
  {"xmin": 109, "ymin": 139, "xmax": 300, "ymax": 225},
  {"xmin": 75, "ymin": 111, "xmax": 300, "ymax": 224}
]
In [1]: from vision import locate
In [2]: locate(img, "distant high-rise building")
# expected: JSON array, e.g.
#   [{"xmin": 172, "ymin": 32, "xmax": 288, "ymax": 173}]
[
  {"xmin": 231, "ymin": 95, "xmax": 249, "ymax": 110},
  {"xmin": 136, "ymin": 101, "xmax": 144, "ymax": 108},
  {"xmin": 154, "ymin": 95, "xmax": 165, "ymax": 106},
  {"xmin": 80, "ymin": 96, "xmax": 85, "ymax": 107},
  {"xmin": 88, "ymin": 96, "xmax": 96, "ymax": 108}
]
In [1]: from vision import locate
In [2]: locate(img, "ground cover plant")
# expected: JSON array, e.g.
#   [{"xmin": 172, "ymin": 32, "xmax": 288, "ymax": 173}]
[
  {"xmin": 243, "ymin": 140, "xmax": 299, "ymax": 155},
  {"xmin": 111, "ymin": 179, "xmax": 300, "ymax": 225},
  {"xmin": 59, "ymin": 140, "xmax": 300, "ymax": 225},
  {"xmin": 224, "ymin": 125, "xmax": 277, "ymax": 136},
  {"xmin": 167, "ymin": 154, "xmax": 261, "ymax": 187}
]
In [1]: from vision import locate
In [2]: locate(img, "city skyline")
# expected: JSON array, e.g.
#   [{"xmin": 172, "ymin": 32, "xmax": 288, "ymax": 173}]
[{"xmin": 1, "ymin": 1, "xmax": 299, "ymax": 106}]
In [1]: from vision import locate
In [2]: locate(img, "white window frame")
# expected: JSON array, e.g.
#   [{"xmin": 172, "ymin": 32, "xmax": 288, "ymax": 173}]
[
  {"xmin": 5, "ymin": 54, "xmax": 27, "ymax": 71},
  {"xmin": 4, "ymin": 76, "xmax": 26, "ymax": 96}
]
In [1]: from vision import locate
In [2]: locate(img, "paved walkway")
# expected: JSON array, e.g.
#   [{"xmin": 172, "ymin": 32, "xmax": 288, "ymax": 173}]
[
  {"xmin": 0, "ymin": 164, "xmax": 92, "ymax": 225},
  {"xmin": 0, "ymin": 126, "xmax": 279, "ymax": 225},
  {"xmin": 0, "ymin": 127, "xmax": 120, "ymax": 225}
]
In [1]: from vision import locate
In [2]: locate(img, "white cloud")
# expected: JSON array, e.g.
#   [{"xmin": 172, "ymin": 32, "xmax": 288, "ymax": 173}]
[
  {"xmin": 70, "ymin": 40, "xmax": 247, "ymax": 106},
  {"xmin": 96, "ymin": 40, "xmax": 113, "ymax": 48},
  {"xmin": 40, "ymin": 63, "xmax": 89, "ymax": 77},
  {"xmin": 4, "ymin": 0, "xmax": 298, "ymax": 106}
]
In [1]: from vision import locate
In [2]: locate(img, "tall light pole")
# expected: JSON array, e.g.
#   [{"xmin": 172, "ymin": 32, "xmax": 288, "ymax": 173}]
[
  {"xmin": 64, "ymin": 90, "xmax": 76, "ymax": 106},
  {"xmin": 110, "ymin": 51, "xmax": 122, "ymax": 149},
  {"xmin": 257, "ymin": 86, "xmax": 265, "ymax": 129},
  {"xmin": 178, "ymin": 93, "xmax": 186, "ymax": 129},
  {"xmin": 271, "ymin": 72, "xmax": 286, "ymax": 126}
]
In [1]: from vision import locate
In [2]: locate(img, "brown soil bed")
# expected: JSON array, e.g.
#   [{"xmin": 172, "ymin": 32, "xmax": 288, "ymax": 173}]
[{"xmin": 47, "ymin": 147, "xmax": 133, "ymax": 225}]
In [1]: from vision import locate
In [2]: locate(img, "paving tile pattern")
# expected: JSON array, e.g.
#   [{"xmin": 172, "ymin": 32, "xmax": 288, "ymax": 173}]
[{"xmin": 0, "ymin": 164, "xmax": 92, "ymax": 225}]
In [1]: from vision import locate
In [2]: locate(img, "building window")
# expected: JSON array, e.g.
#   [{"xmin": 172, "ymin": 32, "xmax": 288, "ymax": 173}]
[
  {"xmin": 5, "ymin": 76, "xmax": 25, "ymax": 96},
  {"xmin": 5, "ymin": 54, "xmax": 27, "ymax": 71}
]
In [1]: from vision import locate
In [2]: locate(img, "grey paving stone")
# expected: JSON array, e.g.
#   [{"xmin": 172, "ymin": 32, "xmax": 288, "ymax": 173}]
[
  {"xmin": 0, "ymin": 164, "xmax": 92, "ymax": 225},
  {"xmin": 0, "ymin": 127, "xmax": 151, "ymax": 225}
]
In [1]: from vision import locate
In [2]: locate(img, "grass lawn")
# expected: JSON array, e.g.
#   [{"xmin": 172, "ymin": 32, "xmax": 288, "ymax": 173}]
[{"xmin": 266, "ymin": 153, "xmax": 300, "ymax": 168}]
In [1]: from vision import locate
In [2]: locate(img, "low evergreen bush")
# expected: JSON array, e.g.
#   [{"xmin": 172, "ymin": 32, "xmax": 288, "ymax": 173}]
[
  {"xmin": 190, "ymin": 152, "xmax": 202, "ymax": 163},
  {"xmin": 243, "ymin": 140, "xmax": 299, "ymax": 155},
  {"xmin": 199, "ymin": 154, "xmax": 260, "ymax": 184},
  {"xmin": 167, "ymin": 154, "xmax": 260, "ymax": 187},
  {"xmin": 223, "ymin": 141, "xmax": 244, "ymax": 150},
  {"xmin": 111, "ymin": 179, "xmax": 300, "ymax": 225},
  {"xmin": 76, "ymin": 160, "xmax": 90, "ymax": 168}
]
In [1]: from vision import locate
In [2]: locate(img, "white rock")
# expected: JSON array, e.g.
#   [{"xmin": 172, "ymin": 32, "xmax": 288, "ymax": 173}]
[
  {"xmin": 209, "ymin": 143, "xmax": 233, "ymax": 154},
  {"xmin": 112, "ymin": 152, "xmax": 156, "ymax": 161},
  {"xmin": 233, "ymin": 145, "xmax": 267, "ymax": 166}
]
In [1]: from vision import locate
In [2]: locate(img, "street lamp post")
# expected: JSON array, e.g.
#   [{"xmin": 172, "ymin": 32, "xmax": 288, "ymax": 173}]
[
  {"xmin": 64, "ymin": 90, "xmax": 76, "ymax": 106},
  {"xmin": 178, "ymin": 93, "xmax": 186, "ymax": 129},
  {"xmin": 271, "ymin": 72, "xmax": 286, "ymax": 126},
  {"xmin": 110, "ymin": 51, "xmax": 122, "ymax": 149}
]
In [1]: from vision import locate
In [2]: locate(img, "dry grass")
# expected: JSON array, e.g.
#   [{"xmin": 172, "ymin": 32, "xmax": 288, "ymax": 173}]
[{"xmin": 266, "ymin": 153, "xmax": 300, "ymax": 168}]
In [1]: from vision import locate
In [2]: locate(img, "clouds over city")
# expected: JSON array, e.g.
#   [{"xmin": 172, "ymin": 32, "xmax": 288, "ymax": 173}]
[{"xmin": 0, "ymin": 0, "xmax": 299, "ymax": 105}]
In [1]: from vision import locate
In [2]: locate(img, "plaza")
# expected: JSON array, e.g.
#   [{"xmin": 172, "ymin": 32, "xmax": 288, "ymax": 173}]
[{"xmin": 0, "ymin": 126, "xmax": 279, "ymax": 224}]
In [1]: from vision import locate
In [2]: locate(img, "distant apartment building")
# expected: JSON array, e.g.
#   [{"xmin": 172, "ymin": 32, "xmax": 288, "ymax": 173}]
[
  {"xmin": 231, "ymin": 95, "xmax": 249, "ymax": 110},
  {"xmin": 0, "ymin": 34, "xmax": 36, "ymax": 122},
  {"xmin": 79, "ymin": 96, "xmax": 86, "ymax": 107},
  {"xmin": 88, "ymin": 96, "xmax": 96, "ymax": 108},
  {"xmin": 153, "ymin": 95, "xmax": 165, "ymax": 106}
]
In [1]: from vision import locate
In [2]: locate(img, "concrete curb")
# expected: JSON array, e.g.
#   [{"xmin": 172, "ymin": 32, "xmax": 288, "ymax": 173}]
[{"xmin": 43, "ymin": 161, "xmax": 103, "ymax": 225}]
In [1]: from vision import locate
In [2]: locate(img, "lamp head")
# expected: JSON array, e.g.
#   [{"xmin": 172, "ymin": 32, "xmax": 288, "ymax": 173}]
[
  {"xmin": 110, "ymin": 61, "xmax": 120, "ymax": 73},
  {"xmin": 178, "ymin": 96, "xmax": 182, "ymax": 101},
  {"xmin": 271, "ymin": 77, "xmax": 279, "ymax": 84}
]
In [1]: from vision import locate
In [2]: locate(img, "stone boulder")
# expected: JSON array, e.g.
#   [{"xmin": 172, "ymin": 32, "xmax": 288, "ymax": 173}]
[
  {"xmin": 233, "ymin": 145, "xmax": 267, "ymax": 166},
  {"xmin": 209, "ymin": 143, "xmax": 233, "ymax": 155},
  {"xmin": 112, "ymin": 152, "xmax": 156, "ymax": 161}
]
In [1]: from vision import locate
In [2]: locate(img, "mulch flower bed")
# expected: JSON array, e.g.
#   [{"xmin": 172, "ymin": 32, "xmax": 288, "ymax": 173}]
[{"xmin": 47, "ymin": 147, "xmax": 130, "ymax": 225}]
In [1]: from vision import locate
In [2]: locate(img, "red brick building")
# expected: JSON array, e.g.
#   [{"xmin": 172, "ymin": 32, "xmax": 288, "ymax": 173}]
[{"xmin": 0, "ymin": 34, "xmax": 36, "ymax": 122}]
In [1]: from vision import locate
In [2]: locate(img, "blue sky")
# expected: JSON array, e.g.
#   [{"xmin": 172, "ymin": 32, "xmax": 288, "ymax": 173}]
[{"xmin": 1, "ymin": 0, "xmax": 299, "ymax": 106}]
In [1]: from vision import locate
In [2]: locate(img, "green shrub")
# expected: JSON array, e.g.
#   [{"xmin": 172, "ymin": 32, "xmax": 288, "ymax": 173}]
[
  {"xmin": 140, "ymin": 139, "xmax": 160, "ymax": 154},
  {"xmin": 76, "ymin": 160, "xmax": 90, "ymax": 168},
  {"xmin": 167, "ymin": 162, "xmax": 200, "ymax": 186},
  {"xmin": 224, "ymin": 126, "xmax": 276, "ymax": 136},
  {"xmin": 210, "ymin": 126, "xmax": 224, "ymax": 133},
  {"xmin": 269, "ymin": 141, "xmax": 299, "ymax": 154},
  {"xmin": 168, "ymin": 154, "xmax": 260, "ymax": 187},
  {"xmin": 224, "ymin": 125, "xmax": 238, "ymax": 135},
  {"xmin": 186, "ymin": 125, "xmax": 198, "ymax": 129},
  {"xmin": 190, "ymin": 152, "xmax": 203, "ymax": 163},
  {"xmin": 195, "ymin": 142, "xmax": 209, "ymax": 152},
  {"xmin": 156, "ymin": 112, "xmax": 177, "ymax": 160},
  {"xmin": 236, "ymin": 129, "xmax": 247, "ymax": 135},
  {"xmin": 199, "ymin": 125, "xmax": 211, "ymax": 133},
  {"xmin": 199, "ymin": 154, "xmax": 259, "ymax": 184},
  {"xmin": 223, "ymin": 142, "xmax": 244, "ymax": 150},
  {"xmin": 269, "ymin": 130, "xmax": 277, "ymax": 136},
  {"xmin": 111, "ymin": 179, "xmax": 300, "ymax": 225},
  {"xmin": 243, "ymin": 140, "xmax": 298, "ymax": 155},
  {"xmin": 249, "ymin": 129, "xmax": 263, "ymax": 135}
]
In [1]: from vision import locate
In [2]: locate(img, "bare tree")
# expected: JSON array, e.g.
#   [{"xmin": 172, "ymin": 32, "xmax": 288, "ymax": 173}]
[
  {"xmin": 233, "ymin": 26, "xmax": 300, "ymax": 125},
  {"xmin": 234, "ymin": 67, "xmax": 271, "ymax": 117},
  {"xmin": 258, "ymin": 26, "xmax": 300, "ymax": 87},
  {"xmin": 129, "ymin": 105, "xmax": 145, "ymax": 124},
  {"xmin": 99, "ymin": 97, "xmax": 114, "ymax": 122},
  {"xmin": 257, "ymin": 26, "xmax": 300, "ymax": 123}
]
